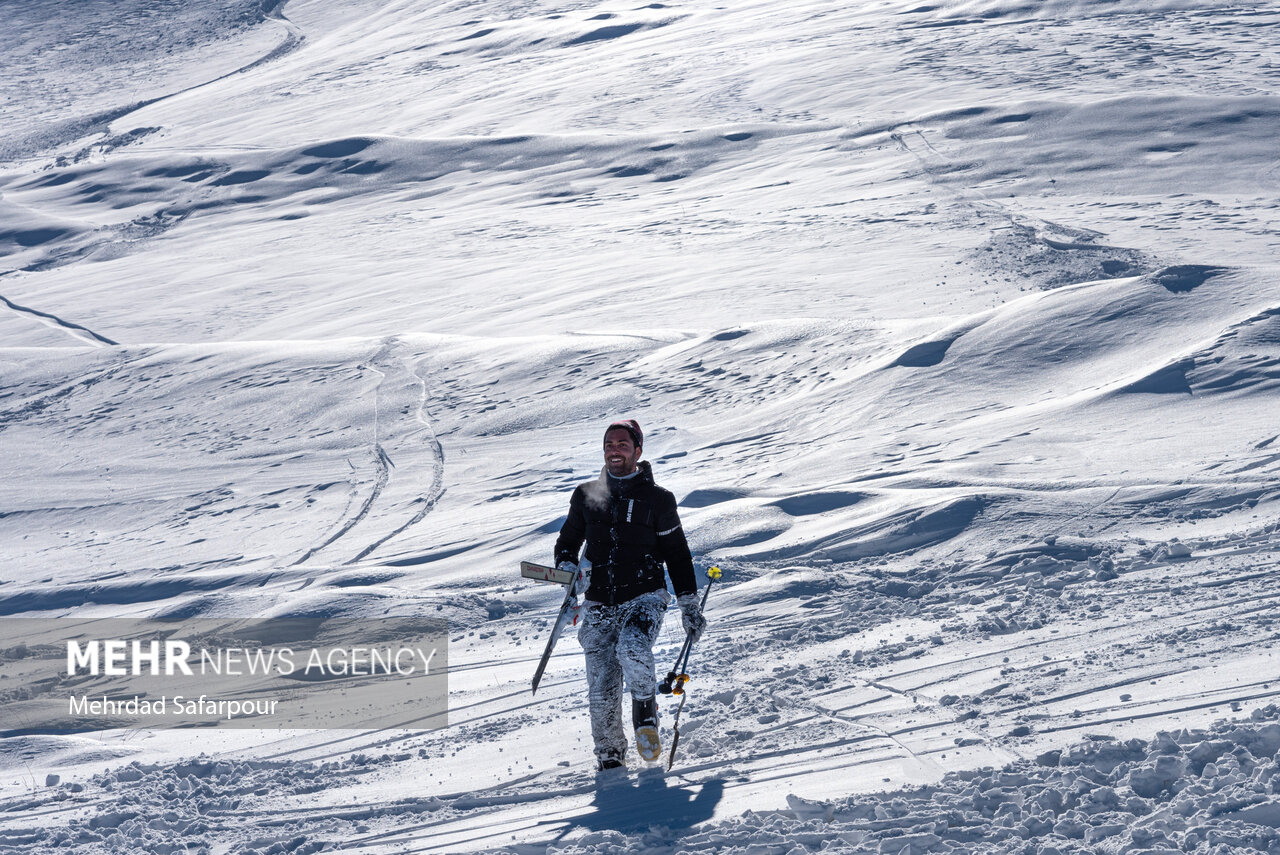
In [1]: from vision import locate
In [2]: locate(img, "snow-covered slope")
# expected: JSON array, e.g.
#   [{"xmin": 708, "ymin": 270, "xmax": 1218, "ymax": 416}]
[{"xmin": 1, "ymin": 0, "xmax": 1278, "ymax": 852}]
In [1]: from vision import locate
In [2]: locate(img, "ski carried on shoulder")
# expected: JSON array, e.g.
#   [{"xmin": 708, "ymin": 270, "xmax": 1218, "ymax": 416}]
[{"xmin": 526, "ymin": 561, "xmax": 581, "ymax": 695}]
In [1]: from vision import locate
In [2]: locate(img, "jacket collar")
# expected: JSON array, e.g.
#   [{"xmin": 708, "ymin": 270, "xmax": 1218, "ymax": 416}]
[{"xmin": 600, "ymin": 459, "xmax": 654, "ymax": 489}]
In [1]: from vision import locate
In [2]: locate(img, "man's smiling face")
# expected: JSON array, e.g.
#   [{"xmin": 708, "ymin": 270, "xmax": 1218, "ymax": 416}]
[{"xmin": 603, "ymin": 428, "xmax": 641, "ymax": 477}]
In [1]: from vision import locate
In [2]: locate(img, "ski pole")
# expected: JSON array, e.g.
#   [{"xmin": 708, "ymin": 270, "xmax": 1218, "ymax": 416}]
[
  {"xmin": 665, "ymin": 565, "xmax": 722, "ymax": 770},
  {"xmin": 659, "ymin": 565, "xmax": 720, "ymax": 695},
  {"xmin": 667, "ymin": 690, "xmax": 689, "ymax": 771}
]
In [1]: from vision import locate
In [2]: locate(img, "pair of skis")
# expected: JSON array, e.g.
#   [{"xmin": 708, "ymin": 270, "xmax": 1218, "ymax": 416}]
[
  {"xmin": 528, "ymin": 561, "xmax": 582, "ymax": 696},
  {"xmin": 525, "ymin": 560, "xmax": 721, "ymax": 770}
]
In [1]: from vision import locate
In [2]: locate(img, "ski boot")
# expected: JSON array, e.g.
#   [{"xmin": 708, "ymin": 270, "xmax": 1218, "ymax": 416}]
[
  {"xmin": 633, "ymin": 696, "xmax": 661, "ymax": 762},
  {"xmin": 595, "ymin": 745, "xmax": 626, "ymax": 772}
]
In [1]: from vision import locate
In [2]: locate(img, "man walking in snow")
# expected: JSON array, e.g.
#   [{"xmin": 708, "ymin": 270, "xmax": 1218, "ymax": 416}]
[{"xmin": 555, "ymin": 419, "xmax": 705, "ymax": 770}]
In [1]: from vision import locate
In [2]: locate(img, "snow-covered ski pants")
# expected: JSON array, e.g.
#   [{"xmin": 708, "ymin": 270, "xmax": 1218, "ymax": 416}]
[{"xmin": 578, "ymin": 589, "xmax": 669, "ymax": 764}]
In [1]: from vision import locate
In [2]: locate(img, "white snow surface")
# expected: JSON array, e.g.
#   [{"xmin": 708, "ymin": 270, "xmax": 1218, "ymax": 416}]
[{"xmin": 1, "ymin": 0, "xmax": 1279, "ymax": 852}]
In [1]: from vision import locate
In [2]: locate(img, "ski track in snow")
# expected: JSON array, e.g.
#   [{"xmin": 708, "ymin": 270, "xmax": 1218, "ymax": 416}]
[
  {"xmin": 1, "ymin": 0, "xmax": 1280, "ymax": 852},
  {"xmin": 0, "ymin": 0, "xmax": 306, "ymax": 168},
  {"xmin": 0, "ymin": 283, "xmax": 118, "ymax": 347},
  {"xmin": 290, "ymin": 339, "xmax": 396, "ymax": 567},
  {"xmin": 291, "ymin": 338, "xmax": 447, "ymax": 567},
  {"xmin": 346, "ymin": 353, "xmax": 447, "ymax": 565}
]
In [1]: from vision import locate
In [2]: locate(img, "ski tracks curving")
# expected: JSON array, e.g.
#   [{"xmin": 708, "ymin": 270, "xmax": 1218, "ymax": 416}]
[
  {"xmin": 293, "ymin": 338, "xmax": 444, "ymax": 567},
  {"xmin": 346, "ymin": 351, "xmax": 445, "ymax": 565}
]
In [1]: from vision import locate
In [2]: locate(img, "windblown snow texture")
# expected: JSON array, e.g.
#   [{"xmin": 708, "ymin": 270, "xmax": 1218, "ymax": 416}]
[{"xmin": 1, "ymin": 0, "xmax": 1278, "ymax": 852}]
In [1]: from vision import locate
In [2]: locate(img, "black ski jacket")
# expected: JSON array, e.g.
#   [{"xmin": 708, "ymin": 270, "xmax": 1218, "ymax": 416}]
[{"xmin": 554, "ymin": 461, "xmax": 696, "ymax": 605}]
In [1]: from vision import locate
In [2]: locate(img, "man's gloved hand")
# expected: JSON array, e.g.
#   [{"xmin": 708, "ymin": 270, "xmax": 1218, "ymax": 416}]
[
  {"xmin": 676, "ymin": 593, "xmax": 706, "ymax": 643},
  {"xmin": 559, "ymin": 560, "xmax": 589, "ymax": 594}
]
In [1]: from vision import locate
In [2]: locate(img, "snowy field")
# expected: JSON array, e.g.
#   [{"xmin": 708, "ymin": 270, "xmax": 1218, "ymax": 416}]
[{"xmin": 1, "ymin": 0, "xmax": 1278, "ymax": 851}]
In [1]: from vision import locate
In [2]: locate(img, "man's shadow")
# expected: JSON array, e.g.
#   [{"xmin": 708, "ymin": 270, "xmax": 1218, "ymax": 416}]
[{"xmin": 553, "ymin": 771, "xmax": 726, "ymax": 842}]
